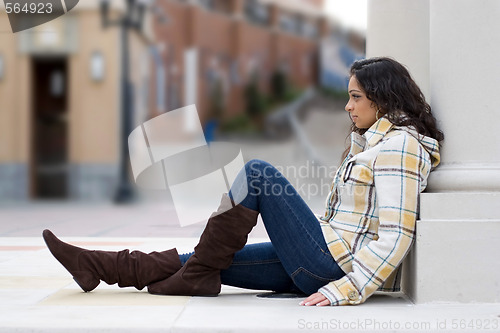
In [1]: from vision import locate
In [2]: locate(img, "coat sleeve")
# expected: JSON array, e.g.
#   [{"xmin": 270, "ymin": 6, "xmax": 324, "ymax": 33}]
[{"xmin": 318, "ymin": 133, "xmax": 427, "ymax": 305}]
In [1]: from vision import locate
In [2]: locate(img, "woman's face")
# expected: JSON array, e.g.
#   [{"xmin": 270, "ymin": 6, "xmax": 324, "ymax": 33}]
[{"xmin": 345, "ymin": 76, "xmax": 378, "ymax": 129}]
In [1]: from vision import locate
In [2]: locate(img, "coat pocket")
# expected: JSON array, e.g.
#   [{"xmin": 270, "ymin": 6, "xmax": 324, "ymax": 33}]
[
  {"xmin": 343, "ymin": 160, "xmax": 373, "ymax": 185},
  {"xmin": 334, "ymin": 161, "xmax": 375, "ymax": 233}
]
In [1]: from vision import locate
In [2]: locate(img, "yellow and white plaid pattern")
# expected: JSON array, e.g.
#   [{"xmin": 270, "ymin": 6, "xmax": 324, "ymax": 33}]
[{"xmin": 318, "ymin": 116, "xmax": 440, "ymax": 305}]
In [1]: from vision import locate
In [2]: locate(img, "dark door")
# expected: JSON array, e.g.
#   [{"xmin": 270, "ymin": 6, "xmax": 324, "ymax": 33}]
[{"xmin": 31, "ymin": 57, "xmax": 68, "ymax": 199}]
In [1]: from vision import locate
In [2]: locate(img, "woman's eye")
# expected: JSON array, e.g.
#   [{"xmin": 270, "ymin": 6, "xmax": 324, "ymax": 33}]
[{"xmin": 352, "ymin": 95, "xmax": 361, "ymax": 99}]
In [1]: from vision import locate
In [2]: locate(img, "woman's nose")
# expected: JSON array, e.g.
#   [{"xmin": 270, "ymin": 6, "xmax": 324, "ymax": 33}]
[{"xmin": 345, "ymin": 102, "xmax": 352, "ymax": 112}]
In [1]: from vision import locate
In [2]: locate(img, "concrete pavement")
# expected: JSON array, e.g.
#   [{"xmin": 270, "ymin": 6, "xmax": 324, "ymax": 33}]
[
  {"xmin": 1, "ymin": 107, "xmax": 499, "ymax": 332},
  {"xmin": 1, "ymin": 204, "xmax": 500, "ymax": 332}
]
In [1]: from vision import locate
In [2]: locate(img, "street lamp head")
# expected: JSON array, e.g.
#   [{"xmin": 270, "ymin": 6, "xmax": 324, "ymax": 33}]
[
  {"xmin": 135, "ymin": 2, "xmax": 146, "ymax": 31},
  {"xmin": 100, "ymin": 0, "xmax": 110, "ymax": 28},
  {"xmin": 133, "ymin": 0, "xmax": 154, "ymax": 31},
  {"xmin": 100, "ymin": 0, "xmax": 155, "ymax": 31}
]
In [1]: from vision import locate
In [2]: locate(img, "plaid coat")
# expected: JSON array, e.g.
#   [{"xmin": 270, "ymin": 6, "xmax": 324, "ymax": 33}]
[{"xmin": 318, "ymin": 116, "xmax": 440, "ymax": 305}]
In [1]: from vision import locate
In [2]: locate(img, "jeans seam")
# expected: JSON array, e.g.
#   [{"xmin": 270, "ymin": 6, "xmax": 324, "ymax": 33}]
[
  {"xmin": 291, "ymin": 267, "xmax": 333, "ymax": 283},
  {"xmin": 230, "ymin": 259, "xmax": 282, "ymax": 266}
]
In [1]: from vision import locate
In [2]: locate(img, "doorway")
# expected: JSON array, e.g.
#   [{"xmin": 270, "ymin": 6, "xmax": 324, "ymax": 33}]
[{"xmin": 31, "ymin": 57, "xmax": 69, "ymax": 199}]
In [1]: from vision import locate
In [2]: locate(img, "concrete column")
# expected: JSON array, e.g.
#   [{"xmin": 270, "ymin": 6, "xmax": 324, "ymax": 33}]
[
  {"xmin": 367, "ymin": 0, "xmax": 500, "ymax": 303},
  {"xmin": 366, "ymin": 0, "xmax": 430, "ymax": 101},
  {"xmin": 427, "ymin": 0, "xmax": 500, "ymax": 191}
]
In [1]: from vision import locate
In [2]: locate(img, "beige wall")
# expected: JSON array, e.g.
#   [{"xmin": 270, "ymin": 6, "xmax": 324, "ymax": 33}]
[
  {"xmin": 69, "ymin": 10, "xmax": 120, "ymax": 164},
  {"xmin": 0, "ymin": 10, "xmax": 137, "ymax": 164},
  {"xmin": 0, "ymin": 12, "xmax": 31, "ymax": 164}
]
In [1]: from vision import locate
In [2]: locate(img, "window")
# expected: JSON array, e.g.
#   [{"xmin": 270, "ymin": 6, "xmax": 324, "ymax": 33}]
[
  {"xmin": 50, "ymin": 71, "xmax": 64, "ymax": 97},
  {"xmin": 301, "ymin": 20, "xmax": 318, "ymax": 38},
  {"xmin": 279, "ymin": 12, "xmax": 302, "ymax": 35},
  {"xmin": 244, "ymin": 0, "xmax": 269, "ymax": 26},
  {"xmin": 90, "ymin": 51, "xmax": 105, "ymax": 82},
  {"xmin": 198, "ymin": 0, "xmax": 215, "ymax": 11}
]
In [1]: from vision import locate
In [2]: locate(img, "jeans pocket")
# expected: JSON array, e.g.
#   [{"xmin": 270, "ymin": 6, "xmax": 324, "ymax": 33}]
[{"xmin": 290, "ymin": 267, "xmax": 333, "ymax": 295}]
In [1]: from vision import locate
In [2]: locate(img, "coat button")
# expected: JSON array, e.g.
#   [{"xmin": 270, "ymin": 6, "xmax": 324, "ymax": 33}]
[{"xmin": 347, "ymin": 290, "xmax": 359, "ymax": 301}]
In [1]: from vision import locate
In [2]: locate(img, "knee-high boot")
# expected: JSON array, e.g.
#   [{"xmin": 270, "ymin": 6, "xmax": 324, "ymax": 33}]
[
  {"xmin": 42, "ymin": 229, "xmax": 182, "ymax": 292},
  {"xmin": 147, "ymin": 193, "xmax": 259, "ymax": 296}
]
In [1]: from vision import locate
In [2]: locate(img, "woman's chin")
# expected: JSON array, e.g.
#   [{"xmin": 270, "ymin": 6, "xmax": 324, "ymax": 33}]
[{"xmin": 354, "ymin": 123, "xmax": 368, "ymax": 129}]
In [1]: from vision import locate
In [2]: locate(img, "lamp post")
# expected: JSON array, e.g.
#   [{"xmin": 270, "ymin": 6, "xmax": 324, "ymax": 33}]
[{"xmin": 100, "ymin": 0, "xmax": 149, "ymax": 203}]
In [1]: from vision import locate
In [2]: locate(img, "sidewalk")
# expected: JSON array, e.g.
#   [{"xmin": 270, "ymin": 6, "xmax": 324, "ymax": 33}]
[
  {"xmin": 1, "ymin": 204, "xmax": 500, "ymax": 332},
  {"xmin": 1, "ymin": 107, "xmax": 499, "ymax": 332}
]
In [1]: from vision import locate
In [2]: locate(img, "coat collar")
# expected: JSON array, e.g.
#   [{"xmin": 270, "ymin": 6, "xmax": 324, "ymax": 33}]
[
  {"xmin": 347, "ymin": 116, "xmax": 441, "ymax": 168},
  {"xmin": 363, "ymin": 116, "xmax": 395, "ymax": 147},
  {"xmin": 348, "ymin": 117, "xmax": 394, "ymax": 156}
]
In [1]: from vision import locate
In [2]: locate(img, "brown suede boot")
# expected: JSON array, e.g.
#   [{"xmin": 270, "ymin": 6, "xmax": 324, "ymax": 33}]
[
  {"xmin": 42, "ymin": 229, "xmax": 182, "ymax": 292},
  {"xmin": 147, "ymin": 193, "xmax": 259, "ymax": 296}
]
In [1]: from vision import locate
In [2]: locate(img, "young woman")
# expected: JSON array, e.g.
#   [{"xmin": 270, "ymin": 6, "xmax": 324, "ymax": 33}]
[{"xmin": 43, "ymin": 57, "xmax": 443, "ymax": 306}]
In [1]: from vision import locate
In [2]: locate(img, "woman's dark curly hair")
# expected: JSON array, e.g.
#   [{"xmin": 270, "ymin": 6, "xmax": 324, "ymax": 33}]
[{"xmin": 348, "ymin": 57, "xmax": 444, "ymax": 142}]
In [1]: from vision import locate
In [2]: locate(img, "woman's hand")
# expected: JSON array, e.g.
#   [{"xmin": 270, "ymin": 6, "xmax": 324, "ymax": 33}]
[{"xmin": 299, "ymin": 292, "xmax": 331, "ymax": 306}]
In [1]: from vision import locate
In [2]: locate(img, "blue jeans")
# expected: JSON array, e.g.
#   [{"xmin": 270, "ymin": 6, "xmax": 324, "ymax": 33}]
[{"xmin": 179, "ymin": 159, "xmax": 345, "ymax": 295}]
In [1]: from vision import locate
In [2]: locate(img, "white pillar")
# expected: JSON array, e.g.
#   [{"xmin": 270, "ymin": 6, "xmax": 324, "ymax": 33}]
[
  {"xmin": 367, "ymin": 0, "xmax": 430, "ymax": 99},
  {"xmin": 367, "ymin": 0, "xmax": 500, "ymax": 303},
  {"xmin": 427, "ymin": 0, "xmax": 500, "ymax": 191}
]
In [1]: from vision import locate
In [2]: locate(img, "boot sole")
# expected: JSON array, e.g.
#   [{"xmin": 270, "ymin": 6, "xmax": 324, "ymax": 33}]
[
  {"xmin": 148, "ymin": 289, "xmax": 218, "ymax": 297},
  {"xmin": 73, "ymin": 277, "xmax": 92, "ymax": 292}
]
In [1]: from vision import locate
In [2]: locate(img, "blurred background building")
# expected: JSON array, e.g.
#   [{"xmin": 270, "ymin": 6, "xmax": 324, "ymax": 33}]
[
  {"xmin": 0, "ymin": 0, "xmax": 365, "ymax": 203},
  {"xmin": 0, "ymin": 1, "xmax": 156, "ymax": 202}
]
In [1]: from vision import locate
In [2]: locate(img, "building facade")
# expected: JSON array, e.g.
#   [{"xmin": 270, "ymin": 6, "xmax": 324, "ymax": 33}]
[
  {"xmin": 0, "ymin": 0, "xmax": 340, "ymax": 202},
  {"xmin": 0, "ymin": 2, "xmax": 153, "ymax": 201},
  {"xmin": 150, "ymin": 0, "xmax": 332, "ymax": 124}
]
